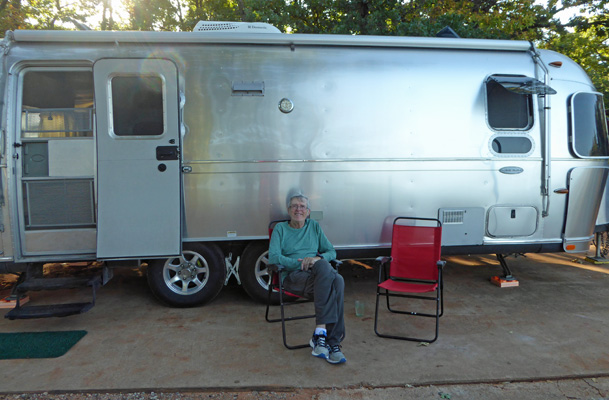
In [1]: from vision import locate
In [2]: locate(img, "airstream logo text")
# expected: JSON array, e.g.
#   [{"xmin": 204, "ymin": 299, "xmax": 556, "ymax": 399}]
[{"xmin": 499, "ymin": 166, "xmax": 524, "ymax": 174}]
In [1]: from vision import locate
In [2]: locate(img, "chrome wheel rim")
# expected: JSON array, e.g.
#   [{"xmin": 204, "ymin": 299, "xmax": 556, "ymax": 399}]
[
  {"xmin": 254, "ymin": 250, "xmax": 271, "ymax": 291},
  {"xmin": 163, "ymin": 250, "xmax": 210, "ymax": 296}
]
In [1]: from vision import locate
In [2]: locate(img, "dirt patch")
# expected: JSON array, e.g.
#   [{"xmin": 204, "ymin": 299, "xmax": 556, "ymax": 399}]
[{"xmin": 0, "ymin": 389, "xmax": 321, "ymax": 400}]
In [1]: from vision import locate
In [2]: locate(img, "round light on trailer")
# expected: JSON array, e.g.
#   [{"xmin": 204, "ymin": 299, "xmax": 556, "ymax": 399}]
[{"xmin": 278, "ymin": 98, "xmax": 294, "ymax": 113}]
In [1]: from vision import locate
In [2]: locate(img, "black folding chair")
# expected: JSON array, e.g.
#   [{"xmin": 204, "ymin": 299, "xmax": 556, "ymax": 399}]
[{"xmin": 264, "ymin": 219, "xmax": 341, "ymax": 349}]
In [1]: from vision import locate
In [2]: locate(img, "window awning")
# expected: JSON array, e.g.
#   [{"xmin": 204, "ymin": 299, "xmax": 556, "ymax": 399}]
[{"xmin": 489, "ymin": 75, "xmax": 557, "ymax": 95}]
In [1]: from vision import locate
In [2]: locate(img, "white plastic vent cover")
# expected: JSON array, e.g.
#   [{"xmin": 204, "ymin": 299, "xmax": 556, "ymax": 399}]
[
  {"xmin": 193, "ymin": 21, "xmax": 281, "ymax": 33},
  {"xmin": 442, "ymin": 210, "xmax": 465, "ymax": 224}
]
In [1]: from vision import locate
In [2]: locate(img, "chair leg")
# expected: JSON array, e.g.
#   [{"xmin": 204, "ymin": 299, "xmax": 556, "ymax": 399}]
[
  {"xmin": 265, "ymin": 272, "xmax": 282, "ymax": 323},
  {"xmin": 439, "ymin": 282, "xmax": 444, "ymax": 317},
  {"xmin": 265, "ymin": 271, "xmax": 315, "ymax": 350},
  {"xmin": 434, "ymin": 286, "xmax": 440, "ymax": 341},
  {"xmin": 385, "ymin": 288, "xmax": 393, "ymax": 312},
  {"xmin": 278, "ymin": 286, "xmax": 310, "ymax": 350},
  {"xmin": 265, "ymin": 278, "xmax": 274, "ymax": 323},
  {"xmin": 374, "ymin": 289, "xmax": 441, "ymax": 343},
  {"xmin": 374, "ymin": 286, "xmax": 383, "ymax": 337}
]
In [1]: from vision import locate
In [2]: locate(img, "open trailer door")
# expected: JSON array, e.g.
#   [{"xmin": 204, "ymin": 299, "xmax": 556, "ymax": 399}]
[
  {"xmin": 93, "ymin": 58, "xmax": 182, "ymax": 259},
  {"xmin": 563, "ymin": 92, "xmax": 609, "ymax": 252},
  {"xmin": 563, "ymin": 167, "xmax": 608, "ymax": 252}
]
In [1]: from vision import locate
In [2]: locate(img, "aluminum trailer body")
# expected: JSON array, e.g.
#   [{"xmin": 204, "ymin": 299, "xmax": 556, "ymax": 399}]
[{"xmin": 0, "ymin": 22, "xmax": 607, "ymax": 308}]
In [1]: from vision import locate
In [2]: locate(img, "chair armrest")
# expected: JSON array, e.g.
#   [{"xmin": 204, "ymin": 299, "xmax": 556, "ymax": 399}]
[
  {"xmin": 375, "ymin": 256, "xmax": 392, "ymax": 283},
  {"xmin": 376, "ymin": 256, "xmax": 391, "ymax": 266},
  {"xmin": 267, "ymin": 264, "xmax": 286, "ymax": 273},
  {"xmin": 437, "ymin": 260, "xmax": 447, "ymax": 269}
]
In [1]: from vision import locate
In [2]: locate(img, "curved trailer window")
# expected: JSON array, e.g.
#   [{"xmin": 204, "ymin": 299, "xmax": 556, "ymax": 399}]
[{"xmin": 570, "ymin": 92, "xmax": 609, "ymax": 158}]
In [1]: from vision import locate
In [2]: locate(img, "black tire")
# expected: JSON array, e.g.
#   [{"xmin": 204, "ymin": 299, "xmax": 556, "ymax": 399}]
[
  {"xmin": 146, "ymin": 243, "xmax": 226, "ymax": 307},
  {"xmin": 239, "ymin": 241, "xmax": 280, "ymax": 304}
]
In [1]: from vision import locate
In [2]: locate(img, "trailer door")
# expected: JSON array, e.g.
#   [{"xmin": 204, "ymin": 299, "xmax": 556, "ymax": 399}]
[
  {"xmin": 564, "ymin": 92, "xmax": 609, "ymax": 252},
  {"xmin": 94, "ymin": 59, "xmax": 181, "ymax": 259},
  {"xmin": 564, "ymin": 167, "xmax": 608, "ymax": 252}
]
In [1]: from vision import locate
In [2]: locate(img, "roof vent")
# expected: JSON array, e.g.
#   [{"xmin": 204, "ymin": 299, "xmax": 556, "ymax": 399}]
[{"xmin": 193, "ymin": 21, "xmax": 281, "ymax": 33}]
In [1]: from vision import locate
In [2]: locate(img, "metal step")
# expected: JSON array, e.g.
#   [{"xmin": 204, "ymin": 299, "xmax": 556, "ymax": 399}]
[
  {"xmin": 3, "ymin": 270, "xmax": 105, "ymax": 320},
  {"xmin": 4, "ymin": 302, "xmax": 95, "ymax": 320},
  {"xmin": 15, "ymin": 275, "xmax": 101, "ymax": 293}
]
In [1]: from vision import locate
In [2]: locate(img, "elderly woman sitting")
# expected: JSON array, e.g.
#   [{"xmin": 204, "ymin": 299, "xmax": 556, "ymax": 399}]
[{"xmin": 269, "ymin": 193, "xmax": 346, "ymax": 365}]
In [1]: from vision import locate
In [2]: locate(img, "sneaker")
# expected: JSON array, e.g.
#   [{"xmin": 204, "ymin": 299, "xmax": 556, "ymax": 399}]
[
  {"xmin": 327, "ymin": 344, "xmax": 346, "ymax": 364},
  {"xmin": 309, "ymin": 333, "xmax": 329, "ymax": 359}
]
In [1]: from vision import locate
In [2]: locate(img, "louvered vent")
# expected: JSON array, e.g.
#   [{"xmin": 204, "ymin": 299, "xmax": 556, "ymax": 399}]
[
  {"xmin": 24, "ymin": 179, "xmax": 95, "ymax": 229},
  {"xmin": 442, "ymin": 210, "xmax": 465, "ymax": 224}
]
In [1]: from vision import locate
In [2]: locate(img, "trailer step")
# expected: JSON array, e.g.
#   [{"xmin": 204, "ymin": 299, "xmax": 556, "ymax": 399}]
[
  {"xmin": 15, "ymin": 276, "xmax": 101, "ymax": 293},
  {"xmin": 4, "ymin": 302, "xmax": 95, "ymax": 320},
  {"xmin": 3, "ymin": 266, "xmax": 111, "ymax": 320}
]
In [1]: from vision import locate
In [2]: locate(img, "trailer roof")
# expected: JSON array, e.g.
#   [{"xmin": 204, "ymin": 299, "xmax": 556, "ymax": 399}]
[{"xmin": 9, "ymin": 30, "xmax": 533, "ymax": 52}]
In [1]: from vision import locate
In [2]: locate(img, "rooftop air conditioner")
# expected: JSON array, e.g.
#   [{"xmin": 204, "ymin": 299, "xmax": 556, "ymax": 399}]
[{"xmin": 193, "ymin": 21, "xmax": 281, "ymax": 33}]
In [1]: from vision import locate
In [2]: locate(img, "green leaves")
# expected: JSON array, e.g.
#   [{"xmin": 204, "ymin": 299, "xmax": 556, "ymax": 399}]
[{"xmin": 1, "ymin": 0, "xmax": 608, "ymax": 101}]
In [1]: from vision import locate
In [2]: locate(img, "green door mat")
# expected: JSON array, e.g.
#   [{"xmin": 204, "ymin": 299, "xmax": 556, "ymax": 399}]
[{"xmin": 0, "ymin": 330, "xmax": 87, "ymax": 359}]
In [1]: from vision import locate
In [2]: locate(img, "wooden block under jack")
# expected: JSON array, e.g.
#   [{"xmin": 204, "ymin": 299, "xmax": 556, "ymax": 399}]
[
  {"xmin": 0, "ymin": 295, "xmax": 30, "ymax": 308},
  {"xmin": 584, "ymin": 256, "xmax": 609, "ymax": 265},
  {"xmin": 490, "ymin": 276, "xmax": 519, "ymax": 288}
]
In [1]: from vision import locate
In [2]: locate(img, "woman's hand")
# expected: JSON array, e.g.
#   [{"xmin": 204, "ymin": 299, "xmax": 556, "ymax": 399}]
[{"xmin": 299, "ymin": 256, "xmax": 321, "ymax": 271}]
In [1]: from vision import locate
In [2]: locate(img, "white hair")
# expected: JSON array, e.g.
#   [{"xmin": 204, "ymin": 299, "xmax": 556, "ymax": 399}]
[{"xmin": 287, "ymin": 193, "xmax": 309, "ymax": 209}]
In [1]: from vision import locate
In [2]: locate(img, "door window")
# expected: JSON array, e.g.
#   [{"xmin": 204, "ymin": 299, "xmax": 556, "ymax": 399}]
[
  {"xmin": 570, "ymin": 92, "xmax": 609, "ymax": 158},
  {"xmin": 111, "ymin": 76, "xmax": 164, "ymax": 136}
]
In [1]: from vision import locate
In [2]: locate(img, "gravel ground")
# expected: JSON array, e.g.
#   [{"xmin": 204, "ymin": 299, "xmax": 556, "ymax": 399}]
[{"xmin": 2, "ymin": 378, "xmax": 609, "ymax": 400}]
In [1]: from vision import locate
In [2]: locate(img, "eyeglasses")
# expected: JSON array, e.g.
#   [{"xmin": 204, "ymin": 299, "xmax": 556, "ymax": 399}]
[{"xmin": 289, "ymin": 204, "xmax": 308, "ymax": 210}]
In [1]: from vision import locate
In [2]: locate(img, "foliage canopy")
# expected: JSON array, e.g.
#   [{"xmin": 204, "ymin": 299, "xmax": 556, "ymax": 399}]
[{"xmin": 0, "ymin": 0, "xmax": 607, "ymax": 98}]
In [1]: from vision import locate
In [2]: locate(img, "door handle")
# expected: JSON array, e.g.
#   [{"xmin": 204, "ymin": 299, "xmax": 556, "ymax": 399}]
[{"xmin": 156, "ymin": 146, "xmax": 179, "ymax": 161}]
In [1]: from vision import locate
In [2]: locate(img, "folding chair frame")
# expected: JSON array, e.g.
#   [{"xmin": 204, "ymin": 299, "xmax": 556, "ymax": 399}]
[
  {"xmin": 264, "ymin": 263, "xmax": 316, "ymax": 350},
  {"xmin": 374, "ymin": 216, "xmax": 446, "ymax": 343},
  {"xmin": 264, "ymin": 219, "xmax": 341, "ymax": 350}
]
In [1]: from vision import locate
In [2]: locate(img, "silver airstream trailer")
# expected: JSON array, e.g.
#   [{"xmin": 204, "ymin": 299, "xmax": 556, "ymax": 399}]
[{"xmin": 0, "ymin": 21, "xmax": 607, "ymax": 318}]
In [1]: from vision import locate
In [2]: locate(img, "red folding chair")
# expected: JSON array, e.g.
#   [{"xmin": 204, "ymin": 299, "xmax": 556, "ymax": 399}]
[
  {"xmin": 374, "ymin": 216, "xmax": 446, "ymax": 343},
  {"xmin": 264, "ymin": 219, "xmax": 316, "ymax": 350}
]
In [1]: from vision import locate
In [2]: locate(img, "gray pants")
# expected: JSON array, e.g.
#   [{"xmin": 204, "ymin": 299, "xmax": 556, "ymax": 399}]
[{"xmin": 283, "ymin": 259, "xmax": 345, "ymax": 346}]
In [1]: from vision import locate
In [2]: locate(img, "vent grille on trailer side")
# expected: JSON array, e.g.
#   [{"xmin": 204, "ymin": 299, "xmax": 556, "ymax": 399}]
[{"xmin": 442, "ymin": 210, "xmax": 465, "ymax": 224}]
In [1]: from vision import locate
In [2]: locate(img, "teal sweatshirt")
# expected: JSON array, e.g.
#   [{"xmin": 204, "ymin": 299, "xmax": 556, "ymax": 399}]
[{"xmin": 269, "ymin": 219, "xmax": 336, "ymax": 280}]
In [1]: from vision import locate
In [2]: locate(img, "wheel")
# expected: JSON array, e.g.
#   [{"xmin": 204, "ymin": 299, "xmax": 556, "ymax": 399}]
[
  {"xmin": 146, "ymin": 243, "xmax": 225, "ymax": 307},
  {"xmin": 239, "ymin": 241, "xmax": 280, "ymax": 304}
]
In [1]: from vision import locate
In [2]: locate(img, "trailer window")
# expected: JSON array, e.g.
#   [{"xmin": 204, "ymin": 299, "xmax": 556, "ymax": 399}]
[
  {"xmin": 21, "ymin": 71, "xmax": 93, "ymax": 138},
  {"xmin": 570, "ymin": 92, "xmax": 609, "ymax": 158},
  {"xmin": 486, "ymin": 76, "xmax": 533, "ymax": 130},
  {"xmin": 491, "ymin": 135, "xmax": 533, "ymax": 155},
  {"xmin": 111, "ymin": 76, "xmax": 164, "ymax": 136}
]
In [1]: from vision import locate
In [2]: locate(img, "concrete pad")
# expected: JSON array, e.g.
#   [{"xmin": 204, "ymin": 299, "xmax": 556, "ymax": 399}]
[{"xmin": 0, "ymin": 252, "xmax": 608, "ymax": 395}]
